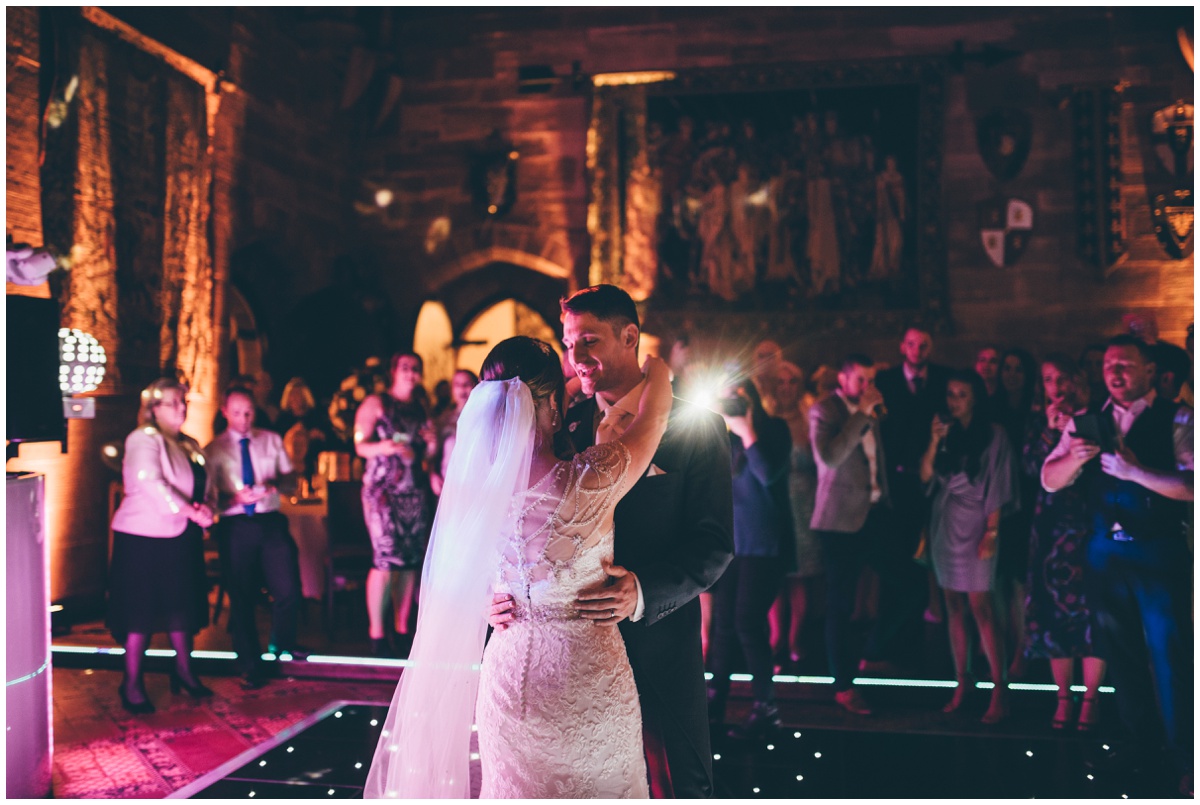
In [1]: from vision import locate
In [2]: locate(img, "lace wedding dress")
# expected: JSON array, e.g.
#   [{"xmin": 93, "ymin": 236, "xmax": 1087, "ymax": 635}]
[{"xmin": 476, "ymin": 440, "xmax": 649, "ymax": 799}]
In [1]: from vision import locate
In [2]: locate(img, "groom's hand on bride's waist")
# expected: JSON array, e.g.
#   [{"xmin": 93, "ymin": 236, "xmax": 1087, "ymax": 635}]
[{"xmin": 576, "ymin": 564, "xmax": 638, "ymax": 626}]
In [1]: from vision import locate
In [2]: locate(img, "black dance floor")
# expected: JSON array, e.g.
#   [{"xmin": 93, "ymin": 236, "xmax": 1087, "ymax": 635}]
[{"xmin": 169, "ymin": 682, "xmax": 1179, "ymax": 800}]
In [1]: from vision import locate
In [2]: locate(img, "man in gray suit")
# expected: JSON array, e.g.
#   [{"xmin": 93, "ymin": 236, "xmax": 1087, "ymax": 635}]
[{"xmin": 810, "ymin": 354, "xmax": 890, "ymax": 715}]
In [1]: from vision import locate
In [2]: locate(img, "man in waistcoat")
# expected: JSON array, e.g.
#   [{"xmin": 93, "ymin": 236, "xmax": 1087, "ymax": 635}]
[{"xmin": 1042, "ymin": 334, "xmax": 1193, "ymax": 797}]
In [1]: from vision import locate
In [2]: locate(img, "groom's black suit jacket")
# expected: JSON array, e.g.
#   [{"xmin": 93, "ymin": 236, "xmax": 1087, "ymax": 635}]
[{"xmin": 565, "ymin": 394, "xmax": 733, "ymax": 797}]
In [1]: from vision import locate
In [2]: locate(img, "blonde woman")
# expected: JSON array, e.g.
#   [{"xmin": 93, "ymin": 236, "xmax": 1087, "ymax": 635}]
[{"xmin": 108, "ymin": 379, "xmax": 214, "ymax": 712}]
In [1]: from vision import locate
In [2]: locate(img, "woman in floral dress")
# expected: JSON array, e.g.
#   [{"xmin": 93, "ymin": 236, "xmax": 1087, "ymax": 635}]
[{"xmin": 1021, "ymin": 355, "xmax": 1106, "ymax": 730}]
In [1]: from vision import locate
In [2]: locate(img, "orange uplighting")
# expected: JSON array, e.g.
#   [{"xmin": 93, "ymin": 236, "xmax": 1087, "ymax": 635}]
[{"xmin": 591, "ymin": 70, "xmax": 676, "ymax": 87}]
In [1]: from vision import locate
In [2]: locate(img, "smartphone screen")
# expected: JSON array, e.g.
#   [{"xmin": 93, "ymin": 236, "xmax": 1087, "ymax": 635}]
[{"xmin": 1072, "ymin": 413, "xmax": 1115, "ymax": 452}]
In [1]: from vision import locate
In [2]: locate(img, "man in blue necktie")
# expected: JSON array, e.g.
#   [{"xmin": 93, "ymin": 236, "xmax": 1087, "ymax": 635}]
[{"xmin": 206, "ymin": 386, "xmax": 302, "ymax": 688}]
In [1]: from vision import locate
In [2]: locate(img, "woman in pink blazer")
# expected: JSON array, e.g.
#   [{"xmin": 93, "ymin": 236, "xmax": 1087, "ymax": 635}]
[{"xmin": 108, "ymin": 378, "xmax": 214, "ymax": 713}]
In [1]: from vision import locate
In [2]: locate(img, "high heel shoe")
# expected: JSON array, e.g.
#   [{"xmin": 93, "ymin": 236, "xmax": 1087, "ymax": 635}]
[
  {"xmin": 117, "ymin": 684, "xmax": 156, "ymax": 715},
  {"xmin": 169, "ymin": 669, "xmax": 214, "ymax": 699},
  {"xmin": 1077, "ymin": 694, "xmax": 1100, "ymax": 732},
  {"xmin": 1051, "ymin": 693, "xmax": 1074, "ymax": 730}
]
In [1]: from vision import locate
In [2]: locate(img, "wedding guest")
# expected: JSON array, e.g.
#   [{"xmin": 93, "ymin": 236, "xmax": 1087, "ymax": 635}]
[
  {"xmin": 1021, "ymin": 355, "xmax": 1106, "ymax": 730},
  {"xmin": 355, "ymin": 352, "xmax": 438, "ymax": 657},
  {"xmin": 810, "ymin": 354, "xmax": 890, "ymax": 715},
  {"xmin": 109, "ymin": 379, "xmax": 214, "ymax": 712},
  {"xmin": 430, "ymin": 369, "xmax": 479, "ymax": 496},
  {"xmin": 751, "ymin": 339, "xmax": 786, "ymax": 416},
  {"xmin": 921, "ymin": 370, "xmax": 1014, "ymax": 724},
  {"xmin": 974, "ymin": 345, "xmax": 1002, "ymax": 414},
  {"xmin": 874, "ymin": 326, "xmax": 951, "ymax": 665},
  {"xmin": 810, "ymin": 364, "xmax": 840, "ymax": 402},
  {"xmin": 1151, "ymin": 339, "xmax": 1191, "ymax": 403},
  {"xmin": 430, "ymin": 378, "xmax": 453, "ymax": 420},
  {"xmin": 1043, "ymin": 335, "xmax": 1193, "ymax": 796},
  {"xmin": 708, "ymin": 379, "xmax": 792, "ymax": 738},
  {"xmin": 768, "ymin": 361, "xmax": 823, "ymax": 668},
  {"xmin": 206, "ymin": 386, "xmax": 303, "ymax": 687},
  {"xmin": 996, "ymin": 347, "xmax": 1038, "ymax": 679},
  {"xmin": 274, "ymin": 376, "xmax": 329, "ymax": 480},
  {"xmin": 213, "ymin": 372, "xmax": 275, "ymax": 435}
]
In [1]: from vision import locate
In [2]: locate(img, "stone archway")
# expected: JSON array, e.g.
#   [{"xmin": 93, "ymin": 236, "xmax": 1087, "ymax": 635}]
[
  {"xmin": 227, "ymin": 285, "xmax": 264, "ymax": 381},
  {"xmin": 413, "ymin": 250, "xmax": 572, "ymax": 376}
]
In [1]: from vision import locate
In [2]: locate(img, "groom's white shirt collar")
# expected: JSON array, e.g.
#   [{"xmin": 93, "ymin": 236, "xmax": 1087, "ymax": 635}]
[{"xmin": 595, "ymin": 377, "xmax": 647, "ymax": 428}]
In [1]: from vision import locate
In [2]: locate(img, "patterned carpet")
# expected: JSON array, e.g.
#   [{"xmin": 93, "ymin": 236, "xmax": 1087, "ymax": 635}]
[{"xmin": 52, "ymin": 668, "xmax": 394, "ymax": 798}]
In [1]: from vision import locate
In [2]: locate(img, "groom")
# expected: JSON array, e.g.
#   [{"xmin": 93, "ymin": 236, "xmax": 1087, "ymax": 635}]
[{"xmin": 491, "ymin": 284, "xmax": 734, "ymax": 797}]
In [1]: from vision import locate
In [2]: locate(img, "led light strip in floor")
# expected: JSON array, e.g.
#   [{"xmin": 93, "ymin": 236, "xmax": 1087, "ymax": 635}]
[
  {"xmin": 51, "ymin": 648, "xmax": 1114, "ymax": 692},
  {"xmin": 704, "ymin": 670, "xmax": 1114, "ymax": 693}
]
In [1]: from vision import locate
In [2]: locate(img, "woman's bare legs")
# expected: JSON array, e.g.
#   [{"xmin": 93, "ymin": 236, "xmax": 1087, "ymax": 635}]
[
  {"xmin": 1050, "ymin": 657, "xmax": 1075, "ymax": 727},
  {"xmin": 942, "ymin": 590, "xmax": 971, "ymax": 712},
  {"xmin": 768, "ymin": 591, "xmax": 786, "ymax": 660},
  {"xmin": 1006, "ymin": 579, "xmax": 1028, "ymax": 679},
  {"xmin": 367, "ymin": 567, "xmax": 394, "ymax": 641},
  {"xmin": 392, "ymin": 569, "xmax": 418, "ymax": 635},
  {"xmin": 969, "ymin": 591, "xmax": 1008, "ymax": 723},
  {"xmin": 787, "ymin": 577, "xmax": 811, "ymax": 661},
  {"xmin": 1078, "ymin": 656, "xmax": 1108, "ymax": 730}
]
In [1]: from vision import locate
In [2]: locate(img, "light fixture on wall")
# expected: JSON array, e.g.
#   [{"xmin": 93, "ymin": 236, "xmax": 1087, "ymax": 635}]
[
  {"xmin": 471, "ymin": 131, "xmax": 519, "ymax": 218},
  {"xmin": 591, "ymin": 70, "xmax": 676, "ymax": 87},
  {"xmin": 58, "ymin": 328, "xmax": 104, "ymax": 418}
]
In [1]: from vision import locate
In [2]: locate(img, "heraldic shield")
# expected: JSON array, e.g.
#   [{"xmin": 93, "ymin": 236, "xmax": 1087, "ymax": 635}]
[
  {"xmin": 976, "ymin": 108, "xmax": 1033, "ymax": 182},
  {"xmin": 1146, "ymin": 101, "xmax": 1194, "ymax": 258},
  {"xmin": 978, "ymin": 196, "xmax": 1034, "ymax": 268},
  {"xmin": 1153, "ymin": 187, "xmax": 1194, "ymax": 259}
]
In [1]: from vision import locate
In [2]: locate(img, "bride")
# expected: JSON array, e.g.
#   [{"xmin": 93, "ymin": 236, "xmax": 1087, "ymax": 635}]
[{"xmin": 364, "ymin": 336, "xmax": 672, "ymax": 798}]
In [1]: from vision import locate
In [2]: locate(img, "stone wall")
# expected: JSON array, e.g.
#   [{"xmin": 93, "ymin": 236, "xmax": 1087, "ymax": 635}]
[
  {"xmin": 367, "ymin": 7, "xmax": 1193, "ymax": 373},
  {"xmin": 4, "ymin": 8, "xmax": 364, "ymax": 607},
  {"xmin": 6, "ymin": 6, "xmax": 43, "ymax": 249}
]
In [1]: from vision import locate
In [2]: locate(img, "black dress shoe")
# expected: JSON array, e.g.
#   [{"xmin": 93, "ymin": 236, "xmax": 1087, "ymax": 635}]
[
  {"xmin": 727, "ymin": 701, "xmax": 781, "ymax": 740},
  {"xmin": 370, "ymin": 637, "xmax": 396, "ymax": 659},
  {"xmin": 239, "ymin": 672, "xmax": 268, "ymax": 691},
  {"xmin": 118, "ymin": 685, "xmax": 156, "ymax": 715},
  {"xmin": 169, "ymin": 669, "xmax": 214, "ymax": 699},
  {"xmin": 270, "ymin": 643, "xmax": 311, "ymax": 660}
]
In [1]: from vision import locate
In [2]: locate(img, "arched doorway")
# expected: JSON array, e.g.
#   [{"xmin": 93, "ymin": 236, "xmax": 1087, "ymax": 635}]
[
  {"xmin": 457, "ymin": 298, "xmax": 562, "ymax": 375},
  {"xmin": 227, "ymin": 285, "xmax": 265, "ymax": 382},
  {"xmin": 413, "ymin": 300, "xmax": 455, "ymax": 391},
  {"xmin": 412, "ymin": 256, "xmax": 571, "ymax": 381}
]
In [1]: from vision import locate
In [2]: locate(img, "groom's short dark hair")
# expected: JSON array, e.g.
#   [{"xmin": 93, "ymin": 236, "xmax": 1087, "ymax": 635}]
[{"xmin": 560, "ymin": 284, "xmax": 639, "ymax": 332}]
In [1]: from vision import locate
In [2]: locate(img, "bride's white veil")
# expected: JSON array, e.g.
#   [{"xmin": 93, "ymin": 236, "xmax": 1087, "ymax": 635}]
[{"xmin": 363, "ymin": 377, "xmax": 535, "ymax": 798}]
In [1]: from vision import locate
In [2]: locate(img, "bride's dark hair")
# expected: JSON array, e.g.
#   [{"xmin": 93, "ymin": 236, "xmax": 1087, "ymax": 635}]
[{"xmin": 480, "ymin": 336, "xmax": 566, "ymax": 419}]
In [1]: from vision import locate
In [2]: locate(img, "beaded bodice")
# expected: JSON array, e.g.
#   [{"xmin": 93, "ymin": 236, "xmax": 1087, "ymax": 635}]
[{"xmin": 496, "ymin": 441, "xmax": 630, "ymax": 621}]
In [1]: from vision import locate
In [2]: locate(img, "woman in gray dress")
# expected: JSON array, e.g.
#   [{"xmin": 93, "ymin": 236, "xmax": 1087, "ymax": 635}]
[{"xmin": 921, "ymin": 370, "xmax": 1014, "ymax": 724}]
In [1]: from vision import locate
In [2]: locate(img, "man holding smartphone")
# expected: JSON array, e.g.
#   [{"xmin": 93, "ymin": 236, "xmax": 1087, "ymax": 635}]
[
  {"xmin": 809, "ymin": 354, "xmax": 890, "ymax": 715},
  {"xmin": 1042, "ymin": 334, "xmax": 1193, "ymax": 797},
  {"xmin": 206, "ymin": 386, "xmax": 303, "ymax": 688}
]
